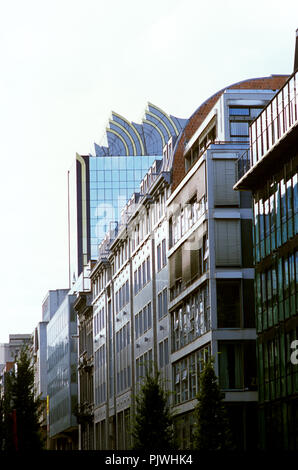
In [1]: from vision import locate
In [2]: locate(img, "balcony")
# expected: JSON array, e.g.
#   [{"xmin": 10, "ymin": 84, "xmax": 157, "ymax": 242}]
[{"xmin": 235, "ymin": 70, "xmax": 298, "ymax": 190}]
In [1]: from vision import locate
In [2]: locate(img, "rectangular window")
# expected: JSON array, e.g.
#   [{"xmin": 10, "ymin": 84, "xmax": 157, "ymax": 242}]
[
  {"xmin": 157, "ymin": 244, "xmax": 161, "ymax": 271},
  {"xmin": 126, "ymin": 280, "xmax": 129, "ymax": 304},
  {"xmin": 138, "ymin": 266, "xmax": 142, "ymax": 291},
  {"xmin": 147, "ymin": 302, "xmax": 152, "ymax": 329},
  {"xmin": 217, "ymin": 281, "xmax": 241, "ymax": 328},
  {"xmin": 159, "ymin": 342, "xmax": 164, "ymax": 368},
  {"xmin": 215, "ymin": 219, "xmax": 241, "ymax": 266},
  {"xmin": 162, "ymin": 289, "xmax": 168, "ymax": 317},
  {"xmin": 162, "ymin": 239, "xmax": 167, "ymax": 267},
  {"xmin": 127, "ymin": 322, "xmax": 130, "ymax": 345},
  {"xmin": 142, "ymin": 261, "xmax": 146, "ymax": 286},
  {"xmin": 229, "ymin": 107, "xmax": 250, "ymax": 116},
  {"xmin": 230, "ymin": 121, "xmax": 249, "ymax": 137},
  {"xmin": 139, "ymin": 310, "xmax": 143, "ymax": 336},
  {"xmin": 147, "ymin": 256, "xmax": 151, "ymax": 282},
  {"xmin": 213, "ymin": 159, "xmax": 239, "ymax": 206},
  {"xmin": 143, "ymin": 305, "xmax": 148, "ymax": 332},
  {"xmin": 135, "ymin": 314, "xmax": 139, "ymax": 339},
  {"xmin": 158, "ymin": 293, "xmax": 163, "ymax": 320},
  {"xmin": 134, "ymin": 270, "xmax": 138, "ymax": 295},
  {"xmin": 164, "ymin": 338, "xmax": 169, "ymax": 365}
]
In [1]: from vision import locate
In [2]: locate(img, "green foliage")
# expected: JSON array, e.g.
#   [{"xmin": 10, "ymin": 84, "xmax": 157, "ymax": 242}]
[
  {"xmin": 0, "ymin": 346, "xmax": 44, "ymax": 451},
  {"xmin": 131, "ymin": 369, "xmax": 176, "ymax": 451},
  {"xmin": 193, "ymin": 357, "xmax": 235, "ymax": 451}
]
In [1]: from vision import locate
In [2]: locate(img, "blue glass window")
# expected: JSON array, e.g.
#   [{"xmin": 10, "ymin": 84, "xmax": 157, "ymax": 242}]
[
  {"xmin": 229, "ymin": 107, "xmax": 249, "ymax": 115},
  {"xmin": 119, "ymin": 170, "xmax": 126, "ymax": 182},
  {"xmin": 90, "ymin": 171, "xmax": 97, "ymax": 182}
]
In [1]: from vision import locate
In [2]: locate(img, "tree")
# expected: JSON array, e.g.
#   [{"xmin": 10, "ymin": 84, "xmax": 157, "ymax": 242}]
[
  {"xmin": 193, "ymin": 357, "xmax": 235, "ymax": 451},
  {"xmin": 2, "ymin": 346, "xmax": 44, "ymax": 451},
  {"xmin": 131, "ymin": 368, "xmax": 176, "ymax": 451}
]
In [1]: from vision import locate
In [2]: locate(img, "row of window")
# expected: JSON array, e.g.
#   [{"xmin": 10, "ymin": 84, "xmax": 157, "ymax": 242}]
[
  {"xmin": 49, "ymin": 396, "xmax": 69, "ymax": 426},
  {"xmin": 158, "ymin": 288, "xmax": 168, "ymax": 320},
  {"xmin": 229, "ymin": 106, "xmax": 262, "ymax": 140},
  {"xmin": 171, "ymin": 284, "xmax": 210, "ymax": 352},
  {"xmin": 156, "ymin": 239, "xmax": 167, "ymax": 271},
  {"xmin": 94, "ymin": 345, "xmax": 106, "ymax": 406},
  {"xmin": 130, "ymin": 189, "xmax": 167, "ymax": 252},
  {"xmin": 134, "ymin": 256, "xmax": 151, "ymax": 295},
  {"xmin": 136, "ymin": 349, "xmax": 153, "ymax": 384},
  {"xmin": 114, "ymin": 241, "xmax": 129, "ymax": 272},
  {"xmin": 258, "ymin": 327, "xmax": 298, "ymax": 404},
  {"xmin": 115, "ymin": 280, "xmax": 130, "ymax": 314},
  {"xmin": 47, "ymin": 339, "xmax": 68, "ymax": 373},
  {"xmin": 94, "ymin": 307, "xmax": 105, "ymax": 336},
  {"xmin": 116, "ymin": 365, "xmax": 131, "ymax": 394},
  {"xmin": 135, "ymin": 302, "xmax": 152, "ymax": 339},
  {"xmin": 158, "ymin": 338, "xmax": 169, "ymax": 369},
  {"xmin": 254, "ymin": 173, "xmax": 298, "ymax": 263},
  {"xmin": 255, "ymin": 251, "xmax": 297, "ymax": 333},
  {"xmin": 169, "ymin": 197, "xmax": 206, "ymax": 248},
  {"xmin": 173, "ymin": 345, "xmax": 210, "ymax": 405},
  {"xmin": 116, "ymin": 322, "xmax": 130, "ymax": 353},
  {"xmin": 48, "ymin": 368, "xmax": 69, "ymax": 398}
]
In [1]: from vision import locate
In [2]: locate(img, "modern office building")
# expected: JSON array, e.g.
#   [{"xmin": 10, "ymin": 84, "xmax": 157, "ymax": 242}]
[
  {"xmin": 82, "ymin": 74, "xmax": 289, "ymax": 450},
  {"xmin": 46, "ymin": 291, "xmax": 78, "ymax": 450},
  {"xmin": 234, "ymin": 56, "xmax": 298, "ymax": 448},
  {"xmin": 89, "ymin": 152, "xmax": 172, "ymax": 450},
  {"xmin": 68, "ymin": 103, "xmax": 187, "ymax": 287}
]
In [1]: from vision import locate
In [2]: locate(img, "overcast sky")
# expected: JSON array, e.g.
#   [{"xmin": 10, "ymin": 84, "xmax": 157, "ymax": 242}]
[{"xmin": 0, "ymin": 0, "xmax": 297, "ymax": 343}]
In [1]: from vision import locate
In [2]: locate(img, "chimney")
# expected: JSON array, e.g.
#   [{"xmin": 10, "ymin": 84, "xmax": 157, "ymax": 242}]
[{"xmin": 294, "ymin": 28, "xmax": 298, "ymax": 72}]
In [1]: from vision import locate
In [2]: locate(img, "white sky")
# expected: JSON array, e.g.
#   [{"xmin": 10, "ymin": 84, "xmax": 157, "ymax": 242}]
[{"xmin": 0, "ymin": 0, "xmax": 297, "ymax": 343}]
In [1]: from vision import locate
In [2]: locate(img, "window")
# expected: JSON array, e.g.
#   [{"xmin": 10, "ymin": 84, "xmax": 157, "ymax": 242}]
[
  {"xmin": 162, "ymin": 239, "xmax": 167, "ymax": 267},
  {"xmin": 134, "ymin": 270, "xmax": 138, "ymax": 294},
  {"xmin": 217, "ymin": 281, "xmax": 241, "ymax": 328},
  {"xmin": 218, "ymin": 341, "xmax": 257, "ymax": 390},
  {"xmin": 215, "ymin": 219, "xmax": 241, "ymax": 266},
  {"xmin": 146, "ymin": 256, "xmax": 151, "ymax": 282},
  {"xmin": 158, "ymin": 289, "xmax": 168, "ymax": 320},
  {"xmin": 230, "ymin": 121, "xmax": 249, "ymax": 137},
  {"xmin": 157, "ymin": 244, "xmax": 161, "ymax": 271},
  {"xmin": 142, "ymin": 261, "xmax": 146, "ymax": 286},
  {"xmin": 159, "ymin": 339, "xmax": 169, "ymax": 369},
  {"xmin": 147, "ymin": 302, "xmax": 152, "ymax": 329},
  {"xmin": 158, "ymin": 293, "xmax": 163, "ymax": 321},
  {"xmin": 229, "ymin": 107, "xmax": 249, "ymax": 116}
]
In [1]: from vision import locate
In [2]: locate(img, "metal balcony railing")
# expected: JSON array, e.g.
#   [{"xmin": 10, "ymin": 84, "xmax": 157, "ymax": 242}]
[{"xmin": 237, "ymin": 70, "xmax": 298, "ymax": 182}]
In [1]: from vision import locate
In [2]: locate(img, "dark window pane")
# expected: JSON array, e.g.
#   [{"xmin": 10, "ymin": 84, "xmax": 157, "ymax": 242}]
[{"xmin": 217, "ymin": 281, "xmax": 241, "ymax": 328}]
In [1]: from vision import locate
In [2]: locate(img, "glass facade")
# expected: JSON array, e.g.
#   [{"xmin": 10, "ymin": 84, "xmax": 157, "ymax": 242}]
[
  {"xmin": 47, "ymin": 294, "xmax": 77, "ymax": 438},
  {"xmin": 171, "ymin": 284, "xmax": 210, "ymax": 352},
  {"xmin": 172, "ymin": 344, "xmax": 211, "ymax": 406},
  {"xmin": 235, "ymin": 72, "xmax": 298, "ymax": 450},
  {"xmin": 69, "ymin": 154, "xmax": 162, "ymax": 283},
  {"xmin": 89, "ymin": 155, "xmax": 161, "ymax": 259}
]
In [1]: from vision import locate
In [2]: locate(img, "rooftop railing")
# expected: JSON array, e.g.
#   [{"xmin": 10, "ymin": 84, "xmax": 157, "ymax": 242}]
[{"xmin": 237, "ymin": 71, "xmax": 298, "ymax": 182}]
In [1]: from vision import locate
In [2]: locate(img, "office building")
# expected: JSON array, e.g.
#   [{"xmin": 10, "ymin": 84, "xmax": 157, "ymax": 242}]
[
  {"xmin": 85, "ymin": 74, "xmax": 289, "ymax": 450},
  {"xmin": 68, "ymin": 104, "xmax": 187, "ymax": 286},
  {"xmin": 234, "ymin": 42, "xmax": 298, "ymax": 449},
  {"xmin": 46, "ymin": 291, "xmax": 78, "ymax": 450},
  {"xmin": 73, "ymin": 262, "xmax": 95, "ymax": 450},
  {"xmin": 90, "ymin": 152, "xmax": 172, "ymax": 449}
]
